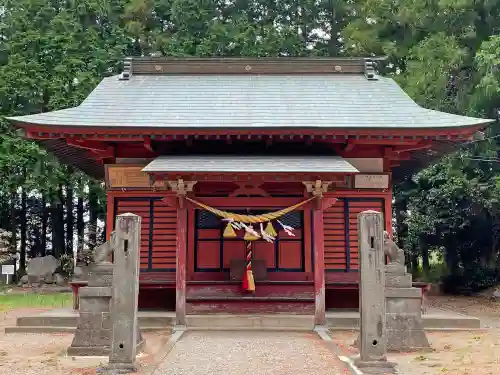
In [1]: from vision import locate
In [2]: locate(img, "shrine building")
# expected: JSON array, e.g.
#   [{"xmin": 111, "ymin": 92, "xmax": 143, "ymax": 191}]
[{"xmin": 7, "ymin": 57, "xmax": 493, "ymax": 326}]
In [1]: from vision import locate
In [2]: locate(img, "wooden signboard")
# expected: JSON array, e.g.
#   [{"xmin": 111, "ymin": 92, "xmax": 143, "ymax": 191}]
[
  {"xmin": 354, "ymin": 174, "xmax": 390, "ymax": 189},
  {"xmin": 106, "ymin": 165, "xmax": 164, "ymax": 189}
]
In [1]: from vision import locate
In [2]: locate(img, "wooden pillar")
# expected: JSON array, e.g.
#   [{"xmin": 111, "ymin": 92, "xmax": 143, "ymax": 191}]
[
  {"xmin": 313, "ymin": 206, "xmax": 326, "ymax": 326},
  {"xmin": 106, "ymin": 192, "xmax": 115, "ymax": 241},
  {"xmin": 167, "ymin": 179, "xmax": 196, "ymax": 327},
  {"xmin": 303, "ymin": 180, "xmax": 336, "ymax": 327},
  {"xmin": 175, "ymin": 204, "xmax": 187, "ymax": 326},
  {"xmin": 384, "ymin": 193, "xmax": 392, "ymax": 235}
]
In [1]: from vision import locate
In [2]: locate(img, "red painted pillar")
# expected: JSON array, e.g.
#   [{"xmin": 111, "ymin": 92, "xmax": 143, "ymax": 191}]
[
  {"xmin": 313, "ymin": 206, "xmax": 326, "ymax": 326},
  {"xmin": 175, "ymin": 204, "xmax": 187, "ymax": 326}
]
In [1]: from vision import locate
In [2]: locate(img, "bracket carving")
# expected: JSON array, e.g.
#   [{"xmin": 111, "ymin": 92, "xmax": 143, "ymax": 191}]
[
  {"xmin": 303, "ymin": 180, "xmax": 333, "ymax": 198},
  {"xmin": 166, "ymin": 179, "xmax": 197, "ymax": 209},
  {"xmin": 303, "ymin": 180, "xmax": 337, "ymax": 210}
]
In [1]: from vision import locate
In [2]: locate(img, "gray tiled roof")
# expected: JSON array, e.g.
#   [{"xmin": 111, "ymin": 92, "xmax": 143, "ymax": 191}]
[
  {"xmin": 142, "ymin": 155, "xmax": 359, "ymax": 173},
  {"xmin": 7, "ymin": 75, "xmax": 492, "ymax": 129}
]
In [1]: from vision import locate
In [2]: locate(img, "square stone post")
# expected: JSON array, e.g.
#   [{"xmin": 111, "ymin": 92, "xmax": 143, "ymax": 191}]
[
  {"xmin": 354, "ymin": 210, "xmax": 395, "ymax": 373},
  {"xmin": 108, "ymin": 213, "xmax": 144, "ymax": 372}
]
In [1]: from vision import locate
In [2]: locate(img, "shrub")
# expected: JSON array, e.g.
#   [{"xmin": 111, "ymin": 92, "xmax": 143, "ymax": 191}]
[{"xmin": 442, "ymin": 264, "xmax": 498, "ymax": 294}]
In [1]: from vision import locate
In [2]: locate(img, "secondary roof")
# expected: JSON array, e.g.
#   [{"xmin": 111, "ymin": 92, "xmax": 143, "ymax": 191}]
[{"xmin": 142, "ymin": 155, "xmax": 359, "ymax": 174}]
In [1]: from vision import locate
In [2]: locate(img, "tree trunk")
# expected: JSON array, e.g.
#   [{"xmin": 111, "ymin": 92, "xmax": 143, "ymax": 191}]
[
  {"xmin": 41, "ymin": 195, "xmax": 47, "ymax": 256},
  {"xmin": 10, "ymin": 191, "xmax": 17, "ymax": 254},
  {"xmin": 65, "ymin": 184, "xmax": 74, "ymax": 255},
  {"xmin": 50, "ymin": 188, "xmax": 65, "ymax": 257},
  {"xmin": 88, "ymin": 182, "xmax": 98, "ymax": 250},
  {"xmin": 57, "ymin": 185, "xmax": 65, "ymax": 255},
  {"xmin": 76, "ymin": 196, "xmax": 84, "ymax": 254},
  {"xmin": 421, "ymin": 242, "xmax": 430, "ymax": 277},
  {"xmin": 19, "ymin": 187, "xmax": 27, "ymax": 271}
]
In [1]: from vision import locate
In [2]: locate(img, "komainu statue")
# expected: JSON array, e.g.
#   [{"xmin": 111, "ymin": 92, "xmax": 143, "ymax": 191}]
[
  {"xmin": 93, "ymin": 231, "xmax": 116, "ymax": 264},
  {"xmin": 383, "ymin": 231, "xmax": 405, "ymax": 266}
]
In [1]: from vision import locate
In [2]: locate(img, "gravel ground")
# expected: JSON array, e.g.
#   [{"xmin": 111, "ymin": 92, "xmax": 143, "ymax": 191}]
[
  {"xmin": 329, "ymin": 295, "xmax": 500, "ymax": 375},
  {"xmin": 0, "ymin": 308, "xmax": 171, "ymax": 375},
  {"xmin": 152, "ymin": 330, "xmax": 349, "ymax": 375}
]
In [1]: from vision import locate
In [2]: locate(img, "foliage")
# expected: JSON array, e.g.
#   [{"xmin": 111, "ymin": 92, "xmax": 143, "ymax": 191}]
[
  {"xmin": 58, "ymin": 253, "xmax": 74, "ymax": 277},
  {"xmin": 0, "ymin": 292, "xmax": 72, "ymax": 312}
]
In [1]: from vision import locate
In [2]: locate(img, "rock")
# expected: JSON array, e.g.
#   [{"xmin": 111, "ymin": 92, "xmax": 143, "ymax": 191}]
[
  {"xmin": 73, "ymin": 266, "xmax": 89, "ymax": 280},
  {"xmin": 44, "ymin": 273, "xmax": 55, "ymax": 284},
  {"xmin": 492, "ymin": 289, "xmax": 500, "ymax": 299},
  {"xmin": 55, "ymin": 273, "xmax": 66, "ymax": 286},
  {"xmin": 18, "ymin": 275, "xmax": 29, "ymax": 286},
  {"xmin": 27, "ymin": 255, "xmax": 59, "ymax": 281}
]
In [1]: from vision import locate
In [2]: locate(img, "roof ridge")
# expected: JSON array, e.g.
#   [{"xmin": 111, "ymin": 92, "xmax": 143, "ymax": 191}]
[{"xmin": 116, "ymin": 56, "xmax": 386, "ymax": 77}]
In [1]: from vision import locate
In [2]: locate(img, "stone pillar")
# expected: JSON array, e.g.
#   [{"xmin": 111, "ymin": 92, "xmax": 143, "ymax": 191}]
[
  {"xmin": 108, "ymin": 213, "xmax": 144, "ymax": 372},
  {"xmin": 354, "ymin": 210, "xmax": 395, "ymax": 373}
]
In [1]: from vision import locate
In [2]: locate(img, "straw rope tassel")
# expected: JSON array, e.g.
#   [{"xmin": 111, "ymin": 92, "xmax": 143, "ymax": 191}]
[{"xmin": 243, "ymin": 241, "xmax": 256, "ymax": 292}]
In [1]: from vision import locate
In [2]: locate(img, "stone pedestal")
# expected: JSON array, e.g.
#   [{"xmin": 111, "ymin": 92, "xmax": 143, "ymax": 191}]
[
  {"xmin": 67, "ymin": 263, "xmax": 114, "ymax": 356},
  {"xmin": 385, "ymin": 265, "xmax": 430, "ymax": 352}
]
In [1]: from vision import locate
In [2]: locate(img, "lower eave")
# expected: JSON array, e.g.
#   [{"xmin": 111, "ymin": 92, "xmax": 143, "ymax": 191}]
[{"xmin": 34, "ymin": 138, "xmax": 465, "ymax": 183}]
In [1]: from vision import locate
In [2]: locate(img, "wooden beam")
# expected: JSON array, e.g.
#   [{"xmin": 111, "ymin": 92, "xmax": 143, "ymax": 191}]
[
  {"xmin": 143, "ymin": 136, "xmax": 153, "ymax": 152},
  {"xmin": 229, "ymin": 183, "xmax": 269, "ymax": 197},
  {"xmin": 23, "ymin": 124, "xmax": 486, "ymax": 139}
]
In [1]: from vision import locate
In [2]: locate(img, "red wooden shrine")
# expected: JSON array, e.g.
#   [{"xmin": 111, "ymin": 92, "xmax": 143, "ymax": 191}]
[{"xmin": 8, "ymin": 57, "xmax": 493, "ymax": 325}]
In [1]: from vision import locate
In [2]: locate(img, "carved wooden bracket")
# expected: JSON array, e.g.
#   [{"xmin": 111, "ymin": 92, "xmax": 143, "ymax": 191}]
[
  {"xmin": 166, "ymin": 179, "xmax": 197, "ymax": 209},
  {"xmin": 302, "ymin": 180, "xmax": 333, "ymax": 198},
  {"xmin": 167, "ymin": 179, "xmax": 197, "ymax": 196},
  {"xmin": 303, "ymin": 180, "xmax": 335, "ymax": 210}
]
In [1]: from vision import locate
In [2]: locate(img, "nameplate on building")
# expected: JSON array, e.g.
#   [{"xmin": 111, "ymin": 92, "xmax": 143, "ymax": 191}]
[
  {"xmin": 106, "ymin": 165, "xmax": 163, "ymax": 189},
  {"xmin": 354, "ymin": 174, "xmax": 389, "ymax": 189}
]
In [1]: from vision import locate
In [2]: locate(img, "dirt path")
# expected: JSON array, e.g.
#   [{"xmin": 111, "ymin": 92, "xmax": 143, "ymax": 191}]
[{"xmin": 152, "ymin": 331, "xmax": 349, "ymax": 375}]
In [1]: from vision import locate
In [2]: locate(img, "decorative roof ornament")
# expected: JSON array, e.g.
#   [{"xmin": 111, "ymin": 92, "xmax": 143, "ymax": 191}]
[
  {"xmin": 364, "ymin": 58, "xmax": 378, "ymax": 81},
  {"xmin": 118, "ymin": 57, "xmax": 133, "ymax": 80}
]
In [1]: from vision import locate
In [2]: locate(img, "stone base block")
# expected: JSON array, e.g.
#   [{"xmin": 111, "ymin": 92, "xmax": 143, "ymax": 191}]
[
  {"xmin": 353, "ymin": 356, "xmax": 397, "ymax": 374},
  {"xmin": 67, "ymin": 345, "xmax": 110, "ymax": 356},
  {"xmin": 387, "ymin": 313, "xmax": 430, "ymax": 352},
  {"xmin": 105, "ymin": 361, "xmax": 140, "ymax": 374},
  {"xmin": 88, "ymin": 264, "xmax": 113, "ymax": 287},
  {"xmin": 386, "ymin": 274, "xmax": 412, "ymax": 288},
  {"xmin": 385, "ymin": 263, "xmax": 407, "ymax": 275}
]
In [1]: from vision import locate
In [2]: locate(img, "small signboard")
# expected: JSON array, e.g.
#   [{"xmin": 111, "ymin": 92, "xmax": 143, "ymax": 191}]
[
  {"xmin": 354, "ymin": 174, "xmax": 389, "ymax": 189},
  {"xmin": 2, "ymin": 264, "xmax": 15, "ymax": 275}
]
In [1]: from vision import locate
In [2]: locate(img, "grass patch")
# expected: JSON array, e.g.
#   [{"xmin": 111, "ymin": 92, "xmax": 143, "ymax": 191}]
[{"xmin": 0, "ymin": 292, "xmax": 72, "ymax": 311}]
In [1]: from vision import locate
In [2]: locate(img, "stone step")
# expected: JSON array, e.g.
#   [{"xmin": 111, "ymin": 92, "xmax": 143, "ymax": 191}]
[
  {"xmin": 327, "ymin": 311, "xmax": 481, "ymax": 330},
  {"xmin": 185, "ymin": 314, "xmax": 315, "ymax": 331},
  {"xmin": 4, "ymin": 325, "xmax": 170, "ymax": 334},
  {"xmin": 16, "ymin": 311, "xmax": 175, "ymax": 328}
]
